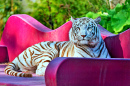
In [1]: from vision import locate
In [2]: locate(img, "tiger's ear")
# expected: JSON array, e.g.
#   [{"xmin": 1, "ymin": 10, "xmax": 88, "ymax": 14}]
[
  {"xmin": 94, "ymin": 16, "xmax": 101, "ymax": 24},
  {"xmin": 71, "ymin": 16, "xmax": 75, "ymax": 23}
]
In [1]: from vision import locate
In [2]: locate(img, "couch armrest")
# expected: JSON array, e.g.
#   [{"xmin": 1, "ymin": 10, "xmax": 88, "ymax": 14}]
[
  {"xmin": 0, "ymin": 45, "xmax": 9, "ymax": 63},
  {"xmin": 45, "ymin": 57, "xmax": 130, "ymax": 86},
  {"xmin": 99, "ymin": 25, "xmax": 130, "ymax": 58}
]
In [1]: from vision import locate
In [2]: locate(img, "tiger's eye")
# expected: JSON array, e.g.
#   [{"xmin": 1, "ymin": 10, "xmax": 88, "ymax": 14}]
[
  {"xmin": 89, "ymin": 28, "xmax": 93, "ymax": 31},
  {"xmin": 88, "ymin": 27, "xmax": 93, "ymax": 31}
]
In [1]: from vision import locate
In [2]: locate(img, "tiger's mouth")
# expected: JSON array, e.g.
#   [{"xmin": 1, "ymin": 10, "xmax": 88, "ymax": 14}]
[{"xmin": 77, "ymin": 38, "xmax": 99, "ymax": 47}]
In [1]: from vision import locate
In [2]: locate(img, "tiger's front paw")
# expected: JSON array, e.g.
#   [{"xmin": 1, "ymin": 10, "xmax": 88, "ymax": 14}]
[{"xmin": 36, "ymin": 68, "xmax": 45, "ymax": 76}]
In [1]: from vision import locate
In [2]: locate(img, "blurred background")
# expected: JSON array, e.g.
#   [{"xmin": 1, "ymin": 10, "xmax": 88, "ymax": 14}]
[{"xmin": 0, "ymin": 0, "xmax": 130, "ymax": 38}]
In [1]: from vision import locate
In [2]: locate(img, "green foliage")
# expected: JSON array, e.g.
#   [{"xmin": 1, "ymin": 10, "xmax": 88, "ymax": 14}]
[
  {"xmin": 1, "ymin": 0, "xmax": 129, "ymax": 34},
  {"xmin": 27, "ymin": 0, "xmax": 109, "ymax": 29},
  {"xmin": 0, "ymin": 0, "xmax": 22, "ymax": 30},
  {"xmin": 0, "ymin": 0, "xmax": 110, "ymax": 31},
  {"xmin": 85, "ymin": 1, "xmax": 130, "ymax": 34}
]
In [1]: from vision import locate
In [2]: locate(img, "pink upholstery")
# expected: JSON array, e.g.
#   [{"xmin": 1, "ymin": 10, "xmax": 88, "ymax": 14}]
[
  {"xmin": 0, "ymin": 14, "xmax": 130, "ymax": 86},
  {"xmin": 45, "ymin": 57, "xmax": 130, "ymax": 86},
  {"xmin": 100, "ymin": 26, "xmax": 130, "ymax": 58},
  {"xmin": 0, "ymin": 45, "xmax": 9, "ymax": 62},
  {"xmin": 0, "ymin": 14, "xmax": 72, "ymax": 62},
  {"xmin": 0, "ymin": 14, "xmax": 130, "ymax": 62}
]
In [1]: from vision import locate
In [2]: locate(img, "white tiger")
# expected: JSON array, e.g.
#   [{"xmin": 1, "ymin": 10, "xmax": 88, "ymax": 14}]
[{"xmin": 4, "ymin": 16, "xmax": 111, "ymax": 77}]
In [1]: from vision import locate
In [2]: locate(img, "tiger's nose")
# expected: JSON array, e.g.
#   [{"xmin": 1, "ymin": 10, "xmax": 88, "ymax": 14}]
[{"xmin": 81, "ymin": 35, "xmax": 86, "ymax": 38}]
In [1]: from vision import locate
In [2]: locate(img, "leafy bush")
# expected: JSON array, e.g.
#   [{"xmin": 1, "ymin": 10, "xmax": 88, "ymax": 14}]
[
  {"xmin": 0, "ymin": 0, "xmax": 22, "ymax": 39},
  {"xmin": 0, "ymin": 0, "xmax": 110, "ymax": 31},
  {"xmin": 26, "ymin": 0, "xmax": 109, "ymax": 29},
  {"xmin": 0, "ymin": 0, "xmax": 22, "ymax": 30},
  {"xmin": 1, "ymin": 0, "xmax": 129, "ymax": 35},
  {"xmin": 85, "ymin": 0, "xmax": 130, "ymax": 34}
]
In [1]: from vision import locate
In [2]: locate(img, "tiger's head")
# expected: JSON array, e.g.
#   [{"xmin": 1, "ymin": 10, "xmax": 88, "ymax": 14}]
[{"xmin": 69, "ymin": 16, "xmax": 101, "ymax": 47}]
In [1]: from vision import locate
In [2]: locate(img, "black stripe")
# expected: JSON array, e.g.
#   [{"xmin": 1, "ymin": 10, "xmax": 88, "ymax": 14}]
[
  {"xmin": 19, "ymin": 73, "xmax": 23, "ymax": 77},
  {"xmin": 95, "ymin": 40, "xmax": 103, "ymax": 52},
  {"xmin": 35, "ymin": 53, "xmax": 43, "ymax": 56},
  {"xmin": 98, "ymin": 43, "xmax": 104, "ymax": 57},
  {"xmin": 34, "ymin": 45, "xmax": 40, "ymax": 50},
  {"xmin": 33, "ymin": 56, "xmax": 45, "ymax": 61},
  {"xmin": 15, "ymin": 72, "xmax": 17, "ymax": 76},
  {"xmin": 23, "ymin": 55, "xmax": 30, "ymax": 67},
  {"xmin": 32, "ymin": 47, "xmax": 41, "ymax": 52},
  {"xmin": 11, "ymin": 63, "xmax": 16, "ymax": 68},
  {"xmin": 71, "ymin": 46, "xmax": 74, "ymax": 56},
  {"xmin": 44, "ymin": 60, "xmax": 51, "ymax": 62},
  {"xmin": 36, "ymin": 59, "xmax": 45, "ymax": 64},
  {"xmin": 47, "ymin": 42, "xmax": 51, "ymax": 48},
  {"xmin": 4, "ymin": 68, "xmax": 10, "ymax": 72},
  {"xmin": 77, "ymin": 52, "xmax": 84, "ymax": 57},
  {"xmin": 106, "ymin": 52, "xmax": 108, "ymax": 58},
  {"xmin": 29, "ymin": 48, "xmax": 34, "ymax": 57},
  {"xmin": 61, "ymin": 42, "xmax": 67, "ymax": 47},
  {"xmin": 77, "ymin": 46, "xmax": 93, "ymax": 57},
  {"xmin": 30, "ymin": 57, "xmax": 33, "ymax": 66},
  {"xmin": 32, "ymin": 45, "xmax": 41, "ymax": 52},
  {"xmin": 37, "ymin": 59, "xmax": 43, "ymax": 64},
  {"xmin": 47, "ymin": 52, "xmax": 54, "ymax": 60},
  {"xmin": 8, "ymin": 63, "xmax": 16, "ymax": 69},
  {"xmin": 40, "ymin": 43, "xmax": 46, "ymax": 50},
  {"xmin": 44, "ymin": 44, "xmax": 48, "ymax": 49},
  {"xmin": 12, "ymin": 71, "xmax": 15, "ymax": 76},
  {"xmin": 7, "ymin": 70, "xmax": 11, "ymax": 75},
  {"xmin": 24, "ymin": 50, "xmax": 28, "ymax": 58},
  {"xmin": 8, "ymin": 65, "xmax": 15, "ymax": 70},
  {"xmin": 44, "ymin": 55, "xmax": 53, "ymax": 60},
  {"xmin": 61, "ymin": 42, "xmax": 70, "ymax": 57},
  {"xmin": 54, "ymin": 43, "xmax": 59, "ymax": 51},
  {"xmin": 96, "ymin": 27, "xmax": 98, "ymax": 37},
  {"xmin": 17, "ymin": 56, "xmax": 25, "ymax": 67}
]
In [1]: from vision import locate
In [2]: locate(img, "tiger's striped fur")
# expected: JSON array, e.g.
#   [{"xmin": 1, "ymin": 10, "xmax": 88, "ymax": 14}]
[{"xmin": 4, "ymin": 16, "xmax": 111, "ymax": 77}]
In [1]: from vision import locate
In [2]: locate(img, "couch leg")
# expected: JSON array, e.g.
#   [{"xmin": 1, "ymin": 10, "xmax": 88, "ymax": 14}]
[{"xmin": 0, "ymin": 45, "xmax": 9, "ymax": 63}]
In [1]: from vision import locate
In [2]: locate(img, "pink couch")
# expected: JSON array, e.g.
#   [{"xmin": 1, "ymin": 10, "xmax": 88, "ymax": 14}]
[
  {"xmin": 0, "ymin": 14, "xmax": 72, "ymax": 62},
  {"xmin": 0, "ymin": 14, "xmax": 130, "ymax": 86},
  {"xmin": 45, "ymin": 57, "xmax": 130, "ymax": 86}
]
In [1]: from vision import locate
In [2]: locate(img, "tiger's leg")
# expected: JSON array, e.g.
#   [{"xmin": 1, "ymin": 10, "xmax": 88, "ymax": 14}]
[
  {"xmin": 36, "ymin": 60, "xmax": 50, "ymax": 76},
  {"xmin": 21, "ymin": 67, "xmax": 36, "ymax": 74},
  {"xmin": 34, "ymin": 46, "xmax": 59, "ymax": 76}
]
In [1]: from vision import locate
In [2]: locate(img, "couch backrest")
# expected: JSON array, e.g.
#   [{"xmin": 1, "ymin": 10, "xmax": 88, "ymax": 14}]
[{"xmin": 1, "ymin": 14, "xmax": 130, "ymax": 62}]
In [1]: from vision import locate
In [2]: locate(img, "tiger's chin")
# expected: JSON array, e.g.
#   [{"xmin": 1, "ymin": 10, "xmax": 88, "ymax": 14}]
[{"xmin": 76, "ymin": 39, "xmax": 99, "ymax": 48}]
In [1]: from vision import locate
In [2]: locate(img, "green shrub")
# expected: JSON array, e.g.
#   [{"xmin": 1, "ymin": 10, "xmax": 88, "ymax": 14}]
[
  {"xmin": 84, "ymin": 0, "xmax": 130, "ymax": 34},
  {"xmin": 0, "ymin": 0, "xmax": 22, "ymax": 38},
  {"xmin": 0, "ymin": 0, "xmax": 22, "ymax": 30},
  {"xmin": 1, "ymin": 0, "xmax": 129, "ymax": 34},
  {"xmin": 26, "ymin": 0, "xmax": 109, "ymax": 29},
  {"xmin": 0, "ymin": 0, "xmax": 110, "ymax": 31}
]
